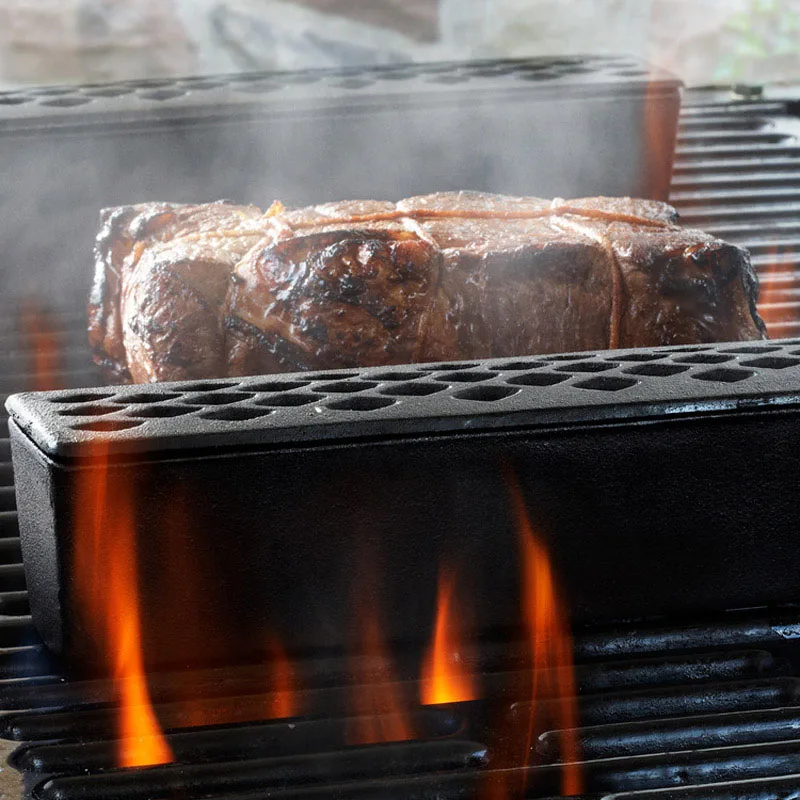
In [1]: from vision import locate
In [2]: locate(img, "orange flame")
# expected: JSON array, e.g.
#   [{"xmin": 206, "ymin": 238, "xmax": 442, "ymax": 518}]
[
  {"xmin": 348, "ymin": 559, "xmax": 415, "ymax": 745},
  {"xmin": 19, "ymin": 305, "xmax": 61, "ymax": 390},
  {"xmin": 266, "ymin": 635, "xmax": 301, "ymax": 720},
  {"xmin": 348, "ymin": 608, "xmax": 414, "ymax": 744},
  {"xmin": 508, "ymin": 476, "xmax": 583, "ymax": 796},
  {"xmin": 754, "ymin": 243, "xmax": 789, "ymax": 337},
  {"xmin": 421, "ymin": 567, "xmax": 477, "ymax": 705},
  {"xmin": 72, "ymin": 441, "xmax": 174, "ymax": 768}
]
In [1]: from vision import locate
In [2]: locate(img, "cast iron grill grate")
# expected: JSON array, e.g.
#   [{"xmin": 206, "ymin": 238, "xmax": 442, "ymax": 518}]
[
  {"xmin": 671, "ymin": 90, "xmax": 800, "ymax": 339},
  {"xmin": 1, "ymin": 85, "xmax": 800, "ymax": 799},
  {"xmin": 1, "ymin": 595, "xmax": 800, "ymax": 800}
]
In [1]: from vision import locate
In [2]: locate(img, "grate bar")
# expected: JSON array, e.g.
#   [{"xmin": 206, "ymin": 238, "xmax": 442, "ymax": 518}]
[
  {"xmin": 17, "ymin": 711, "xmax": 464, "ymax": 775},
  {"xmin": 678, "ymin": 117, "xmax": 772, "ymax": 132},
  {"xmin": 0, "ymin": 463, "xmax": 12, "ymax": 487},
  {"xmin": 672, "ymin": 172, "xmax": 800, "ymax": 191},
  {"xmin": 603, "ymin": 773, "xmax": 800, "ymax": 800},
  {"xmin": 747, "ymin": 248, "xmax": 800, "ymax": 261},
  {"xmin": 679, "ymin": 102, "xmax": 789, "ymax": 116},
  {"xmin": 676, "ymin": 206, "xmax": 800, "ymax": 226},
  {"xmin": 670, "ymin": 188, "xmax": 800, "ymax": 205},
  {"xmin": 31, "ymin": 740, "xmax": 488, "ymax": 800},
  {"xmin": 0, "ymin": 650, "xmax": 771, "ymax": 719},
  {"xmin": 539, "ymin": 705, "xmax": 800, "ymax": 761},
  {"xmin": 676, "ymin": 133, "xmax": 792, "ymax": 147},
  {"xmin": 578, "ymin": 739, "xmax": 800, "ymax": 796},
  {"xmin": 510, "ymin": 679, "xmax": 800, "ymax": 728},
  {"xmin": 674, "ymin": 157, "xmax": 800, "ymax": 177},
  {"xmin": 0, "ymin": 488, "xmax": 16, "ymax": 513},
  {"xmin": 0, "ymin": 512, "xmax": 19, "ymax": 539}
]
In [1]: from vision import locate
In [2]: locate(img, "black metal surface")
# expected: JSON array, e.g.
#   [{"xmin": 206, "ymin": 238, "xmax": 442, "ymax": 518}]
[
  {"xmin": 9, "ymin": 340, "xmax": 800, "ymax": 460},
  {"xmin": 7, "ymin": 337, "xmax": 800, "ymax": 666}
]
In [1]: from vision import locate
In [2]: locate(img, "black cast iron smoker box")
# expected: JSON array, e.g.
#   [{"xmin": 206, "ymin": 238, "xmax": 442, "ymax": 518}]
[{"xmin": 8, "ymin": 339, "xmax": 800, "ymax": 671}]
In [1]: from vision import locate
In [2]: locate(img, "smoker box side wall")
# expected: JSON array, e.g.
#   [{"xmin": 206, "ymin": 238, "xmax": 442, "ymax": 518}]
[
  {"xmin": 8, "ymin": 420, "xmax": 63, "ymax": 655},
  {"xmin": 17, "ymin": 407, "xmax": 798, "ymax": 671}
]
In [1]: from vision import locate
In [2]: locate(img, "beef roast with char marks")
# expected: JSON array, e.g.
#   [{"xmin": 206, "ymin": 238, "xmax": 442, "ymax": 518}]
[{"xmin": 89, "ymin": 192, "xmax": 765, "ymax": 383}]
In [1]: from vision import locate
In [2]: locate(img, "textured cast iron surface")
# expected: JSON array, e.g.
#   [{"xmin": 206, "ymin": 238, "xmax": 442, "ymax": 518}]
[
  {"xmin": 8, "ymin": 338, "xmax": 800, "ymax": 668},
  {"xmin": 7, "ymin": 339, "xmax": 800, "ymax": 460}
]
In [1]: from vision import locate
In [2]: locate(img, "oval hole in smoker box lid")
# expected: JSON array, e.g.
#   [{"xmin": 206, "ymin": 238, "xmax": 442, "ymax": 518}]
[
  {"xmin": 327, "ymin": 396, "xmax": 396, "ymax": 411},
  {"xmin": 70, "ymin": 419, "xmax": 143, "ymax": 432},
  {"xmin": 121, "ymin": 393, "xmax": 180, "ymax": 404},
  {"xmin": 740, "ymin": 356, "xmax": 800, "ymax": 369},
  {"xmin": 58, "ymin": 405, "xmax": 118, "ymax": 417},
  {"xmin": 692, "ymin": 368, "xmax": 756, "ymax": 383},
  {"xmin": 246, "ymin": 381, "xmax": 310, "ymax": 392},
  {"xmin": 320, "ymin": 381, "xmax": 378, "ymax": 393},
  {"xmin": 453, "ymin": 385, "xmax": 520, "ymax": 402},
  {"xmin": 126, "ymin": 406, "xmax": 199, "ymax": 418},
  {"xmin": 48, "ymin": 393, "xmax": 114, "ymax": 403},
  {"xmin": 379, "ymin": 383, "xmax": 445, "ymax": 397},
  {"xmin": 507, "ymin": 372, "xmax": 570, "ymax": 387},
  {"xmin": 436, "ymin": 371, "xmax": 497, "ymax": 383},
  {"xmin": 199, "ymin": 408, "xmax": 274, "ymax": 421},
  {"xmin": 185, "ymin": 392, "xmax": 256, "ymax": 405},
  {"xmin": 255, "ymin": 394, "xmax": 320, "ymax": 407},
  {"xmin": 373, "ymin": 371, "xmax": 422, "ymax": 381},
  {"xmin": 624, "ymin": 363, "xmax": 690, "ymax": 377},
  {"xmin": 179, "ymin": 381, "xmax": 239, "ymax": 392},
  {"xmin": 573, "ymin": 376, "xmax": 639, "ymax": 392}
]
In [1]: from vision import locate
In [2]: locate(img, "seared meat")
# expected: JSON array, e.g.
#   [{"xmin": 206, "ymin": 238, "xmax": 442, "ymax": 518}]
[
  {"xmin": 90, "ymin": 192, "xmax": 765, "ymax": 382},
  {"xmin": 89, "ymin": 200, "xmax": 272, "ymax": 382}
]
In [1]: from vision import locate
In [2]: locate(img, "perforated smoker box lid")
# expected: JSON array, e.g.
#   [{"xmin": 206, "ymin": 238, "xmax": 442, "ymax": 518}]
[
  {"xmin": 7, "ymin": 339, "xmax": 800, "ymax": 462},
  {"xmin": 0, "ymin": 56, "xmax": 680, "ymax": 127}
]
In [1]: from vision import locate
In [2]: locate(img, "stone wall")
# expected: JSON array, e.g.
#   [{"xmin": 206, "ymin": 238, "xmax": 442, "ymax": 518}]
[
  {"xmin": 0, "ymin": 0, "xmax": 798, "ymax": 88},
  {"xmin": 0, "ymin": 0, "xmax": 196, "ymax": 86}
]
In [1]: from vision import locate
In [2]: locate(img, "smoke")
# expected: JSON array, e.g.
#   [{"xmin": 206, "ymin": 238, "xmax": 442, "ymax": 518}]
[{"xmin": 0, "ymin": 49, "xmax": 677, "ymax": 306}]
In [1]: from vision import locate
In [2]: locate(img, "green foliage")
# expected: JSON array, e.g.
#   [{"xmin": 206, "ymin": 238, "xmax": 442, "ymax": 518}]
[{"xmin": 714, "ymin": 0, "xmax": 800, "ymax": 81}]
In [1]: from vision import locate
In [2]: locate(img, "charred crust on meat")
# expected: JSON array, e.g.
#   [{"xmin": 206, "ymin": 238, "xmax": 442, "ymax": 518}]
[
  {"xmin": 738, "ymin": 250, "xmax": 767, "ymax": 338},
  {"xmin": 91, "ymin": 193, "xmax": 768, "ymax": 381}
]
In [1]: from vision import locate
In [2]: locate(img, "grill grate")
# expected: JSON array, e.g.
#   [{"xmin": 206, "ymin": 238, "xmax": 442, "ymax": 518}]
[
  {"xmin": 671, "ymin": 90, "xmax": 800, "ymax": 339},
  {"xmin": 1, "ymin": 609, "xmax": 800, "ymax": 800},
  {"xmin": 0, "ymin": 85, "xmax": 800, "ymax": 799}
]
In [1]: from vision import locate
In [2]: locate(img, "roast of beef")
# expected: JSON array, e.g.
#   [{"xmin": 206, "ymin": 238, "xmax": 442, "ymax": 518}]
[{"xmin": 88, "ymin": 192, "xmax": 766, "ymax": 383}]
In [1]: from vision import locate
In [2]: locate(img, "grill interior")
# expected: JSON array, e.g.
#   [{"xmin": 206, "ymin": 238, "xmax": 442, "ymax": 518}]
[{"xmin": 0, "ymin": 85, "xmax": 800, "ymax": 799}]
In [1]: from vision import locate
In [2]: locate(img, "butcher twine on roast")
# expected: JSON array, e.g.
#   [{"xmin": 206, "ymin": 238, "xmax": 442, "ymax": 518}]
[{"xmin": 89, "ymin": 192, "xmax": 766, "ymax": 383}]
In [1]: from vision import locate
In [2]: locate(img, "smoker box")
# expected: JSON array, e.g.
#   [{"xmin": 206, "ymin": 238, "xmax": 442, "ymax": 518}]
[
  {"xmin": 0, "ymin": 55, "xmax": 681, "ymax": 304},
  {"xmin": 7, "ymin": 338, "xmax": 800, "ymax": 671}
]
